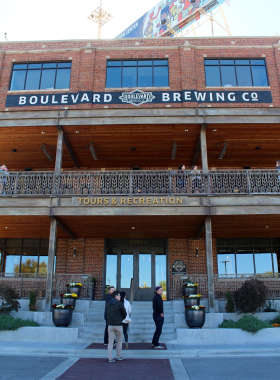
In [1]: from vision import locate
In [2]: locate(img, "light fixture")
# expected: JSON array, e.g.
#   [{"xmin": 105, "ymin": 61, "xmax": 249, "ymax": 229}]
[
  {"xmin": 89, "ymin": 142, "xmax": 98, "ymax": 160},
  {"xmin": 185, "ymin": 129, "xmax": 188, "ymax": 132},
  {"xmin": 75, "ymin": 131, "xmax": 79, "ymax": 133},
  {"xmin": 5, "ymin": 227, "xmax": 8, "ymax": 229},
  {"xmin": 41, "ymin": 143, "xmax": 53, "ymax": 162},
  {"xmin": 131, "ymin": 147, "xmax": 136, "ymax": 151},
  {"xmin": 266, "ymin": 226, "xmax": 269, "ymax": 228},
  {"xmin": 218, "ymin": 141, "xmax": 228, "ymax": 160},
  {"xmin": 171, "ymin": 141, "xmax": 177, "ymax": 160},
  {"xmin": 161, "ymin": 18, "xmax": 166, "ymax": 25},
  {"xmin": 213, "ymin": 129, "xmax": 217, "ymax": 132},
  {"xmin": 196, "ymin": 247, "xmax": 199, "ymax": 258},
  {"xmin": 256, "ymin": 146, "xmax": 261, "ymax": 150},
  {"xmin": 12, "ymin": 149, "xmax": 17, "ymax": 152},
  {"xmin": 131, "ymin": 227, "xmax": 135, "ymax": 229},
  {"xmin": 41, "ymin": 131, "xmax": 45, "ymax": 134},
  {"xmin": 73, "ymin": 246, "xmax": 77, "ymax": 257}
]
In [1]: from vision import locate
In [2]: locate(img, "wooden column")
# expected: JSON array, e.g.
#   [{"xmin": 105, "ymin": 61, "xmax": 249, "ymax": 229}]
[
  {"xmin": 45, "ymin": 218, "xmax": 57, "ymax": 311},
  {"xmin": 200, "ymin": 124, "xmax": 208, "ymax": 170},
  {"xmin": 55, "ymin": 131, "xmax": 63, "ymax": 172},
  {"xmin": 205, "ymin": 217, "xmax": 215, "ymax": 313}
]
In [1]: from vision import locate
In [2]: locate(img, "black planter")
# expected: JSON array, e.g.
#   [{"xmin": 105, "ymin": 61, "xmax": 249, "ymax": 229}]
[
  {"xmin": 184, "ymin": 297, "xmax": 200, "ymax": 307},
  {"xmin": 185, "ymin": 309, "xmax": 205, "ymax": 329},
  {"xmin": 60, "ymin": 297, "xmax": 76, "ymax": 310},
  {"xmin": 66, "ymin": 286, "xmax": 81, "ymax": 299},
  {"xmin": 52, "ymin": 308, "xmax": 73, "ymax": 327},
  {"xmin": 182, "ymin": 287, "xmax": 198, "ymax": 296}
]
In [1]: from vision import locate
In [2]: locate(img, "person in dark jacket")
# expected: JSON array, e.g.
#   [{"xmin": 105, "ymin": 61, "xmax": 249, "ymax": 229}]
[
  {"xmin": 104, "ymin": 286, "xmax": 115, "ymax": 345},
  {"xmin": 106, "ymin": 291, "xmax": 127, "ymax": 363},
  {"xmin": 152, "ymin": 286, "xmax": 164, "ymax": 349}
]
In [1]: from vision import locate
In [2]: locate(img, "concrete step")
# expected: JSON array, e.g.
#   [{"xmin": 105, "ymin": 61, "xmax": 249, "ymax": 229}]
[
  {"xmin": 78, "ymin": 332, "xmax": 177, "ymax": 343},
  {"xmin": 131, "ymin": 316, "xmax": 174, "ymax": 323}
]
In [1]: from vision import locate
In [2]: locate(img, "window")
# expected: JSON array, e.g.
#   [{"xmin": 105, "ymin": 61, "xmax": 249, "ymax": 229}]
[
  {"xmin": 217, "ymin": 238, "xmax": 279, "ymax": 278},
  {"xmin": 204, "ymin": 59, "xmax": 269, "ymax": 87},
  {"xmin": 10, "ymin": 62, "xmax": 72, "ymax": 91},
  {"xmin": 1, "ymin": 238, "xmax": 50, "ymax": 276},
  {"xmin": 106, "ymin": 60, "xmax": 169, "ymax": 88}
]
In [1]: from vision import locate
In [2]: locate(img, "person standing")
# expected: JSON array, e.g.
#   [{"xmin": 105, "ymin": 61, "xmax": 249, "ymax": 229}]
[
  {"xmin": 152, "ymin": 286, "xmax": 164, "ymax": 349},
  {"xmin": 104, "ymin": 286, "xmax": 115, "ymax": 345},
  {"xmin": 106, "ymin": 291, "xmax": 127, "ymax": 363},
  {"xmin": 120, "ymin": 291, "xmax": 132, "ymax": 350}
]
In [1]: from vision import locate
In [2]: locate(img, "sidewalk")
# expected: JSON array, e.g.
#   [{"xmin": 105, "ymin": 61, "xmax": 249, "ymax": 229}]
[{"xmin": 1, "ymin": 341, "xmax": 280, "ymax": 358}]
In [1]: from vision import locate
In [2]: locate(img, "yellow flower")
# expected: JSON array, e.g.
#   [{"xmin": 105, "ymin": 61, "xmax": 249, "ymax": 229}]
[
  {"xmin": 71, "ymin": 293, "xmax": 78, "ymax": 298},
  {"xmin": 76, "ymin": 283, "xmax": 83, "ymax": 287}
]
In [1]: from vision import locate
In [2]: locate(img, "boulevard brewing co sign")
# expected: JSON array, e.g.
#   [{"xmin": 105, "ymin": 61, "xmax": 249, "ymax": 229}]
[{"xmin": 5, "ymin": 89, "xmax": 273, "ymax": 107}]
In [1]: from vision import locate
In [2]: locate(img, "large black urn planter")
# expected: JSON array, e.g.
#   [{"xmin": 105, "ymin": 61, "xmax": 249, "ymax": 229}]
[
  {"xmin": 185, "ymin": 309, "xmax": 206, "ymax": 329},
  {"xmin": 60, "ymin": 298, "xmax": 76, "ymax": 310},
  {"xmin": 66, "ymin": 286, "xmax": 81, "ymax": 299},
  {"xmin": 182, "ymin": 287, "xmax": 198, "ymax": 296},
  {"xmin": 184, "ymin": 297, "xmax": 200, "ymax": 308},
  {"xmin": 52, "ymin": 308, "xmax": 73, "ymax": 327}
]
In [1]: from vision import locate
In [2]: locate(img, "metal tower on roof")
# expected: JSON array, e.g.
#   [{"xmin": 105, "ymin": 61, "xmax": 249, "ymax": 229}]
[{"xmin": 88, "ymin": 0, "xmax": 113, "ymax": 39}]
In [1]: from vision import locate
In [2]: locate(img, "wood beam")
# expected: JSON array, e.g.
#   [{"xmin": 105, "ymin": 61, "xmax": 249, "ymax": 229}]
[
  {"xmin": 56, "ymin": 125, "xmax": 80, "ymax": 168},
  {"xmin": 45, "ymin": 218, "xmax": 57, "ymax": 311},
  {"xmin": 89, "ymin": 142, "xmax": 98, "ymax": 160},
  {"xmin": 48, "ymin": 215, "xmax": 76, "ymax": 240}
]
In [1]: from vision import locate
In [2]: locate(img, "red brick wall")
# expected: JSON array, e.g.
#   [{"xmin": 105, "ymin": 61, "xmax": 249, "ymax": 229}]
[{"xmin": 0, "ymin": 37, "xmax": 279, "ymax": 111}]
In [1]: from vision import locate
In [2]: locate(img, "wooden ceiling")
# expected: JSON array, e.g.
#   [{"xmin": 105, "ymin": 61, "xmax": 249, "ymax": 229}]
[
  {"xmin": 0, "ymin": 215, "xmax": 279, "ymax": 239},
  {"xmin": 1, "ymin": 123, "xmax": 280, "ymax": 171}
]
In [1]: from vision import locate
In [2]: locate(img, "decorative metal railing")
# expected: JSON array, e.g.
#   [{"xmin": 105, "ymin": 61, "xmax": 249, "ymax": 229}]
[
  {"xmin": 170, "ymin": 273, "xmax": 280, "ymax": 300},
  {"xmin": 1, "ymin": 170, "xmax": 280, "ymax": 197}
]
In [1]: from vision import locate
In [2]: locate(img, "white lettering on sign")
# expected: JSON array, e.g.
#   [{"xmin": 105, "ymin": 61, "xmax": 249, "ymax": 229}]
[
  {"xmin": 104, "ymin": 94, "xmax": 112, "ymax": 102},
  {"xmin": 52, "ymin": 95, "xmax": 58, "ymax": 104},
  {"xmin": 209, "ymin": 93, "xmax": 213, "ymax": 101},
  {"xmin": 173, "ymin": 93, "xmax": 181, "ymax": 102},
  {"xmin": 194, "ymin": 92, "xmax": 206, "ymax": 101},
  {"xmin": 71, "ymin": 94, "xmax": 79, "ymax": 103},
  {"xmin": 81, "ymin": 93, "xmax": 90, "ymax": 102},
  {"xmin": 61, "ymin": 95, "xmax": 68, "ymax": 104},
  {"xmin": 29, "ymin": 96, "xmax": 38, "ymax": 105},
  {"xmin": 19, "ymin": 96, "xmax": 26, "ymax": 105},
  {"xmin": 252, "ymin": 92, "xmax": 258, "ymax": 102},
  {"xmin": 41, "ymin": 95, "xmax": 49, "ymax": 104},
  {"xmin": 162, "ymin": 93, "xmax": 170, "ymax": 102},
  {"xmin": 184, "ymin": 91, "xmax": 191, "ymax": 100},
  {"xmin": 228, "ymin": 92, "xmax": 236, "ymax": 101},
  {"xmin": 242, "ymin": 92, "xmax": 249, "ymax": 101},
  {"xmin": 93, "ymin": 94, "xmax": 101, "ymax": 102},
  {"xmin": 216, "ymin": 93, "xmax": 225, "ymax": 101}
]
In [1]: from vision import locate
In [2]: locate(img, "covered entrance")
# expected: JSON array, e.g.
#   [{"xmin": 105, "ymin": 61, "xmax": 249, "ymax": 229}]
[{"xmin": 105, "ymin": 239, "xmax": 167, "ymax": 301}]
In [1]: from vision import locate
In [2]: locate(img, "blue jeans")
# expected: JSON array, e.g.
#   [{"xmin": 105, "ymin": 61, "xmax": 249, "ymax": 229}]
[{"xmin": 152, "ymin": 315, "xmax": 164, "ymax": 347}]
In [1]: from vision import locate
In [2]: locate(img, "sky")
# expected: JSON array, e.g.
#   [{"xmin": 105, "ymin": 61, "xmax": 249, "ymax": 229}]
[{"xmin": 0, "ymin": 0, "xmax": 279, "ymax": 42}]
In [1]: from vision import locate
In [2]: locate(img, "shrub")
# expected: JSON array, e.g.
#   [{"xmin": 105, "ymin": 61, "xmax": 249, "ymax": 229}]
[
  {"xmin": 0, "ymin": 285, "xmax": 20, "ymax": 314},
  {"xmin": 0, "ymin": 314, "xmax": 39, "ymax": 331},
  {"xmin": 225, "ymin": 291, "xmax": 235, "ymax": 313},
  {"xmin": 233, "ymin": 278, "xmax": 269, "ymax": 314},
  {"xmin": 269, "ymin": 313, "xmax": 280, "ymax": 325},
  {"xmin": 29, "ymin": 291, "xmax": 39, "ymax": 311},
  {"xmin": 219, "ymin": 315, "xmax": 272, "ymax": 334}
]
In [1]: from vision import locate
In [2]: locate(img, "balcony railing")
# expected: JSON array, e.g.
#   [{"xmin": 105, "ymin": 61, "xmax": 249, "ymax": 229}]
[{"xmin": 0, "ymin": 170, "xmax": 280, "ymax": 197}]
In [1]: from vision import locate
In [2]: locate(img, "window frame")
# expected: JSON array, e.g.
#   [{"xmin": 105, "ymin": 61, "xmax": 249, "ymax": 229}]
[
  {"xmin": 9, "ymin": 61, "xmax": 72, "ymax": 91},
  {"xmin": 105, "ymin": 59, "xmax": 169, "ymax": 89},
  {"xmin": 204, "ymin": 58, "xmax": 269, "ymax": 88}
]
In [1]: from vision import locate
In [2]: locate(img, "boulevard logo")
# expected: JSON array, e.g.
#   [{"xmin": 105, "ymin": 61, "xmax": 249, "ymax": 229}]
[{"xmin": 119, "ymin": 89, "xmax": 155, "ymax": 106}]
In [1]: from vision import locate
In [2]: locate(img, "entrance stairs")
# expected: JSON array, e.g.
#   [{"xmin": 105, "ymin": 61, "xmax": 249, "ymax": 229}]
[{"xmin": 77, "ymin": 301, "xmax": 177, "ymax": 343}]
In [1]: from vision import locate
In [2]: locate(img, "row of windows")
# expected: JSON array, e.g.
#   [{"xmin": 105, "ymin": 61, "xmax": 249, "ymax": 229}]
[
  {"xmin": 9, "ymin": 58, "xmax": 269, "ymax": 91},
  {"xmin": 217, "ymin": 238, "xmax": 280, "ymax": 277},
  {"xmin": 0, "ymin": 238, "xmax": 54, "ymax": 275}
]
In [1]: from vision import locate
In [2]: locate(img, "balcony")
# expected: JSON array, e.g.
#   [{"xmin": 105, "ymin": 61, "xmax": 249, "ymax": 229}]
[{"xmin": 0, "ymin": 170, "xmax": 280, "ymax": 197}]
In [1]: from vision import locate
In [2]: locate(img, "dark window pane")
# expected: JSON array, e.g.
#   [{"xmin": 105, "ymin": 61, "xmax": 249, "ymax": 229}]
[
  {"xmin": 0, "ymin": 248, "xmax": 3, "ymax": 271},
  {"xmin": 0, "ymin": 239, "xmax": 5, "ymax": 244},
  {"xmin": 254, "ymin": 247, "xmax": 271, "ymax": 253},
  {"xmin": 217, "ymin": 247, "xmax": 235, "ymax": 254},
  {"xmin": 272, "ymin": 239, "xmax": 280, "ymax": 245},
  {"xmin": 6, "ymin": 239, "xmax": 22, "ymax": 246},
  {"xmin": 4, "ymin": 247, "xmax": 21, "ymax": 274},
  {"xmin": 254, "ymin": 238, "xmax": 271, "ymax": 246},
  {"xmin": 57, "ymin": 62, "xmax": 72, "ymax": 68},
  {"xmin": 220, "ymin": 60, "xmax": 234, "ymax": 65},
  {"xmin": 106, "ymin": 67, "xmax": 121, "ymax": 88},
  {"xmin": 138, "ymin": 66, "xmax": 153, "ymax": 87},
  {"xmin": 205, "ymin": 66, "xmax": 221, "ymax": 86},
  {"xmin": 236, "ymin": 238, "xmax": 252, "ymax": 246},
  {"xmin": 40, "ymin": 69, "xmax": 56, "ymax": 89},
  {"xmin": 204, "ymin": 60, "xmax": 219, "ymax": 65},
  {"xmin": 153, "ymin": 60, "xmax": 168, "ymax": 66},
  {"xmin": 23, "ymin": 239, "xmax": 40, "ymax": 247},
  {"xmin": 154, "ymin": 66, "xmax": 168, "ymax": 87},
  {"xmin": 216, "ymin": 239, "xmax": 234, "ymax": 246},
  {"xmin": 13, "ymin": 64, "xmax": 27, "ymax": 70},
  {"xmin": 138, "ymin": 61, "xmax": 153, "ymax": 66},
  {"xmin": 155, "ymin": 247, "xmax": 165, "ymax": 255},
  {"xmin": 43, "ymin": 63, "xmax": 56, "ymax": 68},
  {"xmin": 10, "ymin": 71, "xmax": 26, "ymax": 91},
  {"xmin": 221, "ymin": 66, "xmax": 237, "ymax": 86},
  {"xmin": 107, "ymin": 246, "xmax": 117, "ymax": 254},
  {"xmin": 236, "ymin": 247, "xmax": 253, "ymax": 254},
  {"xmin": 25, "ymin": 69, "xmax": 41, "ymax": 90},
  {"xmin": 235, "ymin": 60, "xmax": 250, "ymax": 65},
  {"xmin": 250, "ymin": 59, "xmax": 265, "ymax": 65},
  {"xmin": 107, "ymin": 61, "xmax": 121, "ymax": 66},
  {"xmin": 41, "ymin": 239, "xmax": 49, "ymax": 247},
  {"xmin": 218, "ymin": 253, "xmax": 236, "ymax": 276},
  {"xmin": 251, "ymin": 66, "xmax": 268, "ymax": 86},
  {"xmin": 122, "ymin": 67, "xmax": 137, "ymax": 87},
  {"xmin": 236, "ymin": 66, "xmax": 252, "ymax": 86},
  {"xmin": 123, "ymin": 61, "xmax": 137, "ymax": 66},
  {"xmin": 236, "ymin": 253, "xmax": 254, "ymax": 275},
  {"xmin": 28, "ymin": 63, "xmax": 42, "ymax": 69},
  {"xmin": 55, "ymin": 68, "xmax": 71, "ymax": 89}
]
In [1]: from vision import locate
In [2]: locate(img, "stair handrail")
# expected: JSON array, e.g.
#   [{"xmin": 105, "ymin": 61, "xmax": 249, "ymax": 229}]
[{"xmin": 129, "ymin": 278, "xmax": 134, "ymax": 304}]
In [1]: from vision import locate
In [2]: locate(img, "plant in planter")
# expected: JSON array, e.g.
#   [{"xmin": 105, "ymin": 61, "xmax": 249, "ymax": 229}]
[
  {"xmin": 29, "ymin": 291, "xmax": 40, "ymax": 311},
  {"xmin": 90, "ymin": 277, "xmax": 97, "ymax": 300},
  {"xmin": 225, "ymin": 291, "xmax": 235, "ymax": 313},
  {"xmin": 182, "ymin": 282, "xmax": 198, "ymax": 296},
  {"xmin": 52, "ymin": 304, "xmax": 74, "ymax": 327},
  {"xmin": 185, "ymin": 305, "xmax": 206, "ymax": 329},
  {"xmin": 66, "ymin": 282, "xmax": 83, "ymax": 299},
  {"xmin": 60, "ymin": 293, "xmax": 78, "ymax": 310},
  {"xmin": 183, "ymin": 294, "xmax": 202, "ymax": 307}
]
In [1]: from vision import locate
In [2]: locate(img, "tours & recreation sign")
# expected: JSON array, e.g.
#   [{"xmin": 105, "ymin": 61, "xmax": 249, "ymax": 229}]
[{"xmin": 6, "ymin": 89, "xmax": 273, "ymax": 107}]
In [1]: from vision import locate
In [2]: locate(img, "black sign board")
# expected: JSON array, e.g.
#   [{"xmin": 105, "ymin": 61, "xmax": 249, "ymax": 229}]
[{"xmin": 172, "ymin": 259, "xmax": 187, "ymax": 275}]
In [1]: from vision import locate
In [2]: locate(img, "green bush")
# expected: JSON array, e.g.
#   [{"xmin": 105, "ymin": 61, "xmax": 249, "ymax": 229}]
[
  {"xmin": 0, "ymin": 285, "xmax": 20, "ymax": 314},
  {"xmin": 233, "ymin": 278, "xmax": 269, "ymax": 314},
  {"xmin": 219, "ymin": 315, "xmax": 272, "ymax": 334},
  {"xmin": 0, "ymin": 314, "xmax": 39, "ymax": 331},
  {"xmin": 29, "ymin": 291, "xmax": 39, "ymax": 311},
  {"xmin": 225, "ymin": 291, "xmax": 235, "ymax": 313},
  {"xmin": 269, "ymin": 313, "xmax": 280, "ymax": 325}
]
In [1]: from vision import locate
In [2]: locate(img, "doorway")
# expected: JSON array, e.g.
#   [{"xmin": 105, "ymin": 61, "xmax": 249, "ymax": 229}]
[{"xmin": 105, "ymin": 239, "xmax": 167, "ymax": 301}]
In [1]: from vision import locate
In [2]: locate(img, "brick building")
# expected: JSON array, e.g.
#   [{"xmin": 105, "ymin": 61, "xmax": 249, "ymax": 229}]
[{"xmin": 0, "ymin": 36, "xmax": 280, "ymax": 311}]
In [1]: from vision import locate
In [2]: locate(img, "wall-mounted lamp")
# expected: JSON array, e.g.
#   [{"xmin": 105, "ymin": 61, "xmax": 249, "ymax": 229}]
[
  {"xmin": 73, "ymin": 247, "xmax": 77, "ymax": 258},
  {"xmin": 196, "ymin": 247, "xmax": 199, "ymax": 258}
]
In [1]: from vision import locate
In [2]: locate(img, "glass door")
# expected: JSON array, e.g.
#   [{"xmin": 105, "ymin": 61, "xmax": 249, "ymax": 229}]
[
  {"xmin": 118, "ymin": 248, "xmax": 134, "ymax": 300},
  {"xmin": 136, "ymin": 247, "xmax": 155, "ymax": 301}
]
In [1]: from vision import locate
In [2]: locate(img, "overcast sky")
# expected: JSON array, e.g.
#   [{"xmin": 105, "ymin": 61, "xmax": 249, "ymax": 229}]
[{"xmin": 0, "ymin": 0, "xmax": 279, "ymax": 42}]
